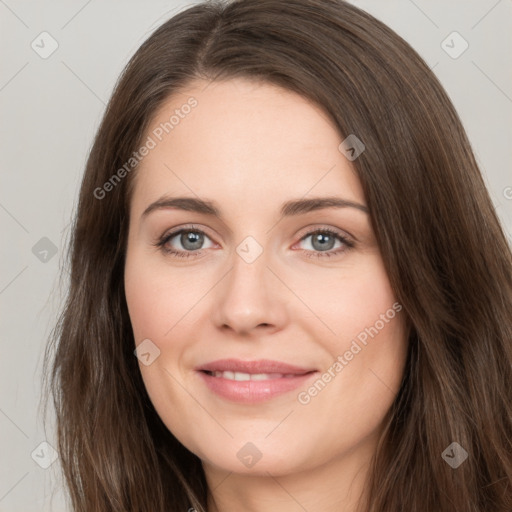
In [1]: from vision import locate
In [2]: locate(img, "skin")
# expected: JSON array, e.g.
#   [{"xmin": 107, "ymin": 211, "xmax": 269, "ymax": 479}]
[{"xmin": 124, "ymin": 77, "xmax": 408, "ymax": 512}]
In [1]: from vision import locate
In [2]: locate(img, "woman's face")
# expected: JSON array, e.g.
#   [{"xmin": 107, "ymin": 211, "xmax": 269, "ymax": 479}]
[{"xmin": 124, "ymin": 77, "xmax": 408, "ymax": 477}]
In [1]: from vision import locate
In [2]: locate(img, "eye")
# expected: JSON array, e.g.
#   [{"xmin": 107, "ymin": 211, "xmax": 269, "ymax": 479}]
[
  {"xmin": 154, "ymin": 225, "xmax": 214, "ymax": 258},
  {"xmin": 153, "ymin": 225, "xmax": 354, "ymax": 259},
  {"xmin": 295, "ymin": 227, "xmax": 354, "ymax": 259}
]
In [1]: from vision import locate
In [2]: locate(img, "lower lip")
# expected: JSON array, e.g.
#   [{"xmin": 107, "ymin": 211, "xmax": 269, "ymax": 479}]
[{"xmin": 197, "ymin": 371, "xmax": 318, "ymax": 403}]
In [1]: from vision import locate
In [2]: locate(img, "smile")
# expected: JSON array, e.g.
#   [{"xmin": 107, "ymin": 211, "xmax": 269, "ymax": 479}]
[{"xmin": 195, "ymin": 359, "xmax": 318, "ymax": 403}]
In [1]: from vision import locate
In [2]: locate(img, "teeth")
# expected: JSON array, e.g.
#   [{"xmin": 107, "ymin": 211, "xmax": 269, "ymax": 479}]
[{"xmin": 211, "ymin": 371, "xmax": 295, "ymax": 381}]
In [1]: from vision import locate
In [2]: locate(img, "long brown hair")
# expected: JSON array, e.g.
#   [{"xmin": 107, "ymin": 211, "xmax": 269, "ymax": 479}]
[{"xmin": 42, "ymin": 0, "xmax": 512, "ymax": 510}]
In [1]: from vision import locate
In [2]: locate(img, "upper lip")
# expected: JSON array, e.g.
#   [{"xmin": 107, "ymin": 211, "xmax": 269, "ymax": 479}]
[{"xmin": 196, "ymin": 359, "xmax": 316, "ymax": 375}]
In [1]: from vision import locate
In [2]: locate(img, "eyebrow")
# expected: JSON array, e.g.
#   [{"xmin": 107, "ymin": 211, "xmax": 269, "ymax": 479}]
[{"xmin": 141, "ymin": 195, "xmax": 368, "ymax": 220}]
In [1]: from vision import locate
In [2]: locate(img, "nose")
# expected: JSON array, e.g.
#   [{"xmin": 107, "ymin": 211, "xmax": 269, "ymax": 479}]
[{"xmin": 211, "ymin": 244, "xmax": 288, "ymax": 337}]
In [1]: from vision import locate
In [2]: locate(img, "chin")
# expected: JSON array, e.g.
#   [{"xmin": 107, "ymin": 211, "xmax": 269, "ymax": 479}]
[{"xmin": 191, "ymin": 439, "xmax": 313, "ymax": 477}]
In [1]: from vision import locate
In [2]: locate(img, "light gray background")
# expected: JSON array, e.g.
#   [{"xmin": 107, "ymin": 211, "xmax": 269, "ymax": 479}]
[{"xmin": 1, "ymin": 0, "xmax": 511, "ymax": 510}]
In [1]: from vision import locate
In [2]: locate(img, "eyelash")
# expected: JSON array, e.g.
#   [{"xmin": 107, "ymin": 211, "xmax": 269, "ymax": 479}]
[{"xmin": 153, "ymin": 224, "xmax": 355, "ymax": 260}]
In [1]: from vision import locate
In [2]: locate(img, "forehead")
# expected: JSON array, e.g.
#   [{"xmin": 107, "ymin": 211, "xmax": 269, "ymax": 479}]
[{"xmin": 130, "ymin": 77, "xmax": 365, "ymax": 214}]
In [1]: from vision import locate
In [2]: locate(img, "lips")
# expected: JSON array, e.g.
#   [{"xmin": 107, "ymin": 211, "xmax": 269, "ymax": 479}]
[{"xmin": 195, "ymin": 359, "xmax": 318, "ymax": 403}]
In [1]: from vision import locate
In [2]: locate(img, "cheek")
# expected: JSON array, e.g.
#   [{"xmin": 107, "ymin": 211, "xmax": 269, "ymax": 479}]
[
  {"xmin": 342, "ymin": 271, "xmax": 398, "ymax": 341},
  {"xmin": 336, "ymin": 258, "xmax": 406, "ymax": 380},
  {"xmin": 297, "ymin": 253, "xmax": 399, "ymax": 344},
  {"xmin": 124, "ymin": 249, "xmax": 195, "ymax": 341},
  {"xmin": 124, "ymin": 253, "xmax": 193, "ymax": 430},
  {"xmin": 303, "ymin": 254, "xmax": 408, "ymax": 407},
  {"xmin": 124, "ymin": 272, "xmax": 162, "ymax": 342}
]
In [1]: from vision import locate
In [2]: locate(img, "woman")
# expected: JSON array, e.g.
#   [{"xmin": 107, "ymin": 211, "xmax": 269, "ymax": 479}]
[{"xmin": 43, "ymin": 0, "xmax": 512, "ymax": 510}]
